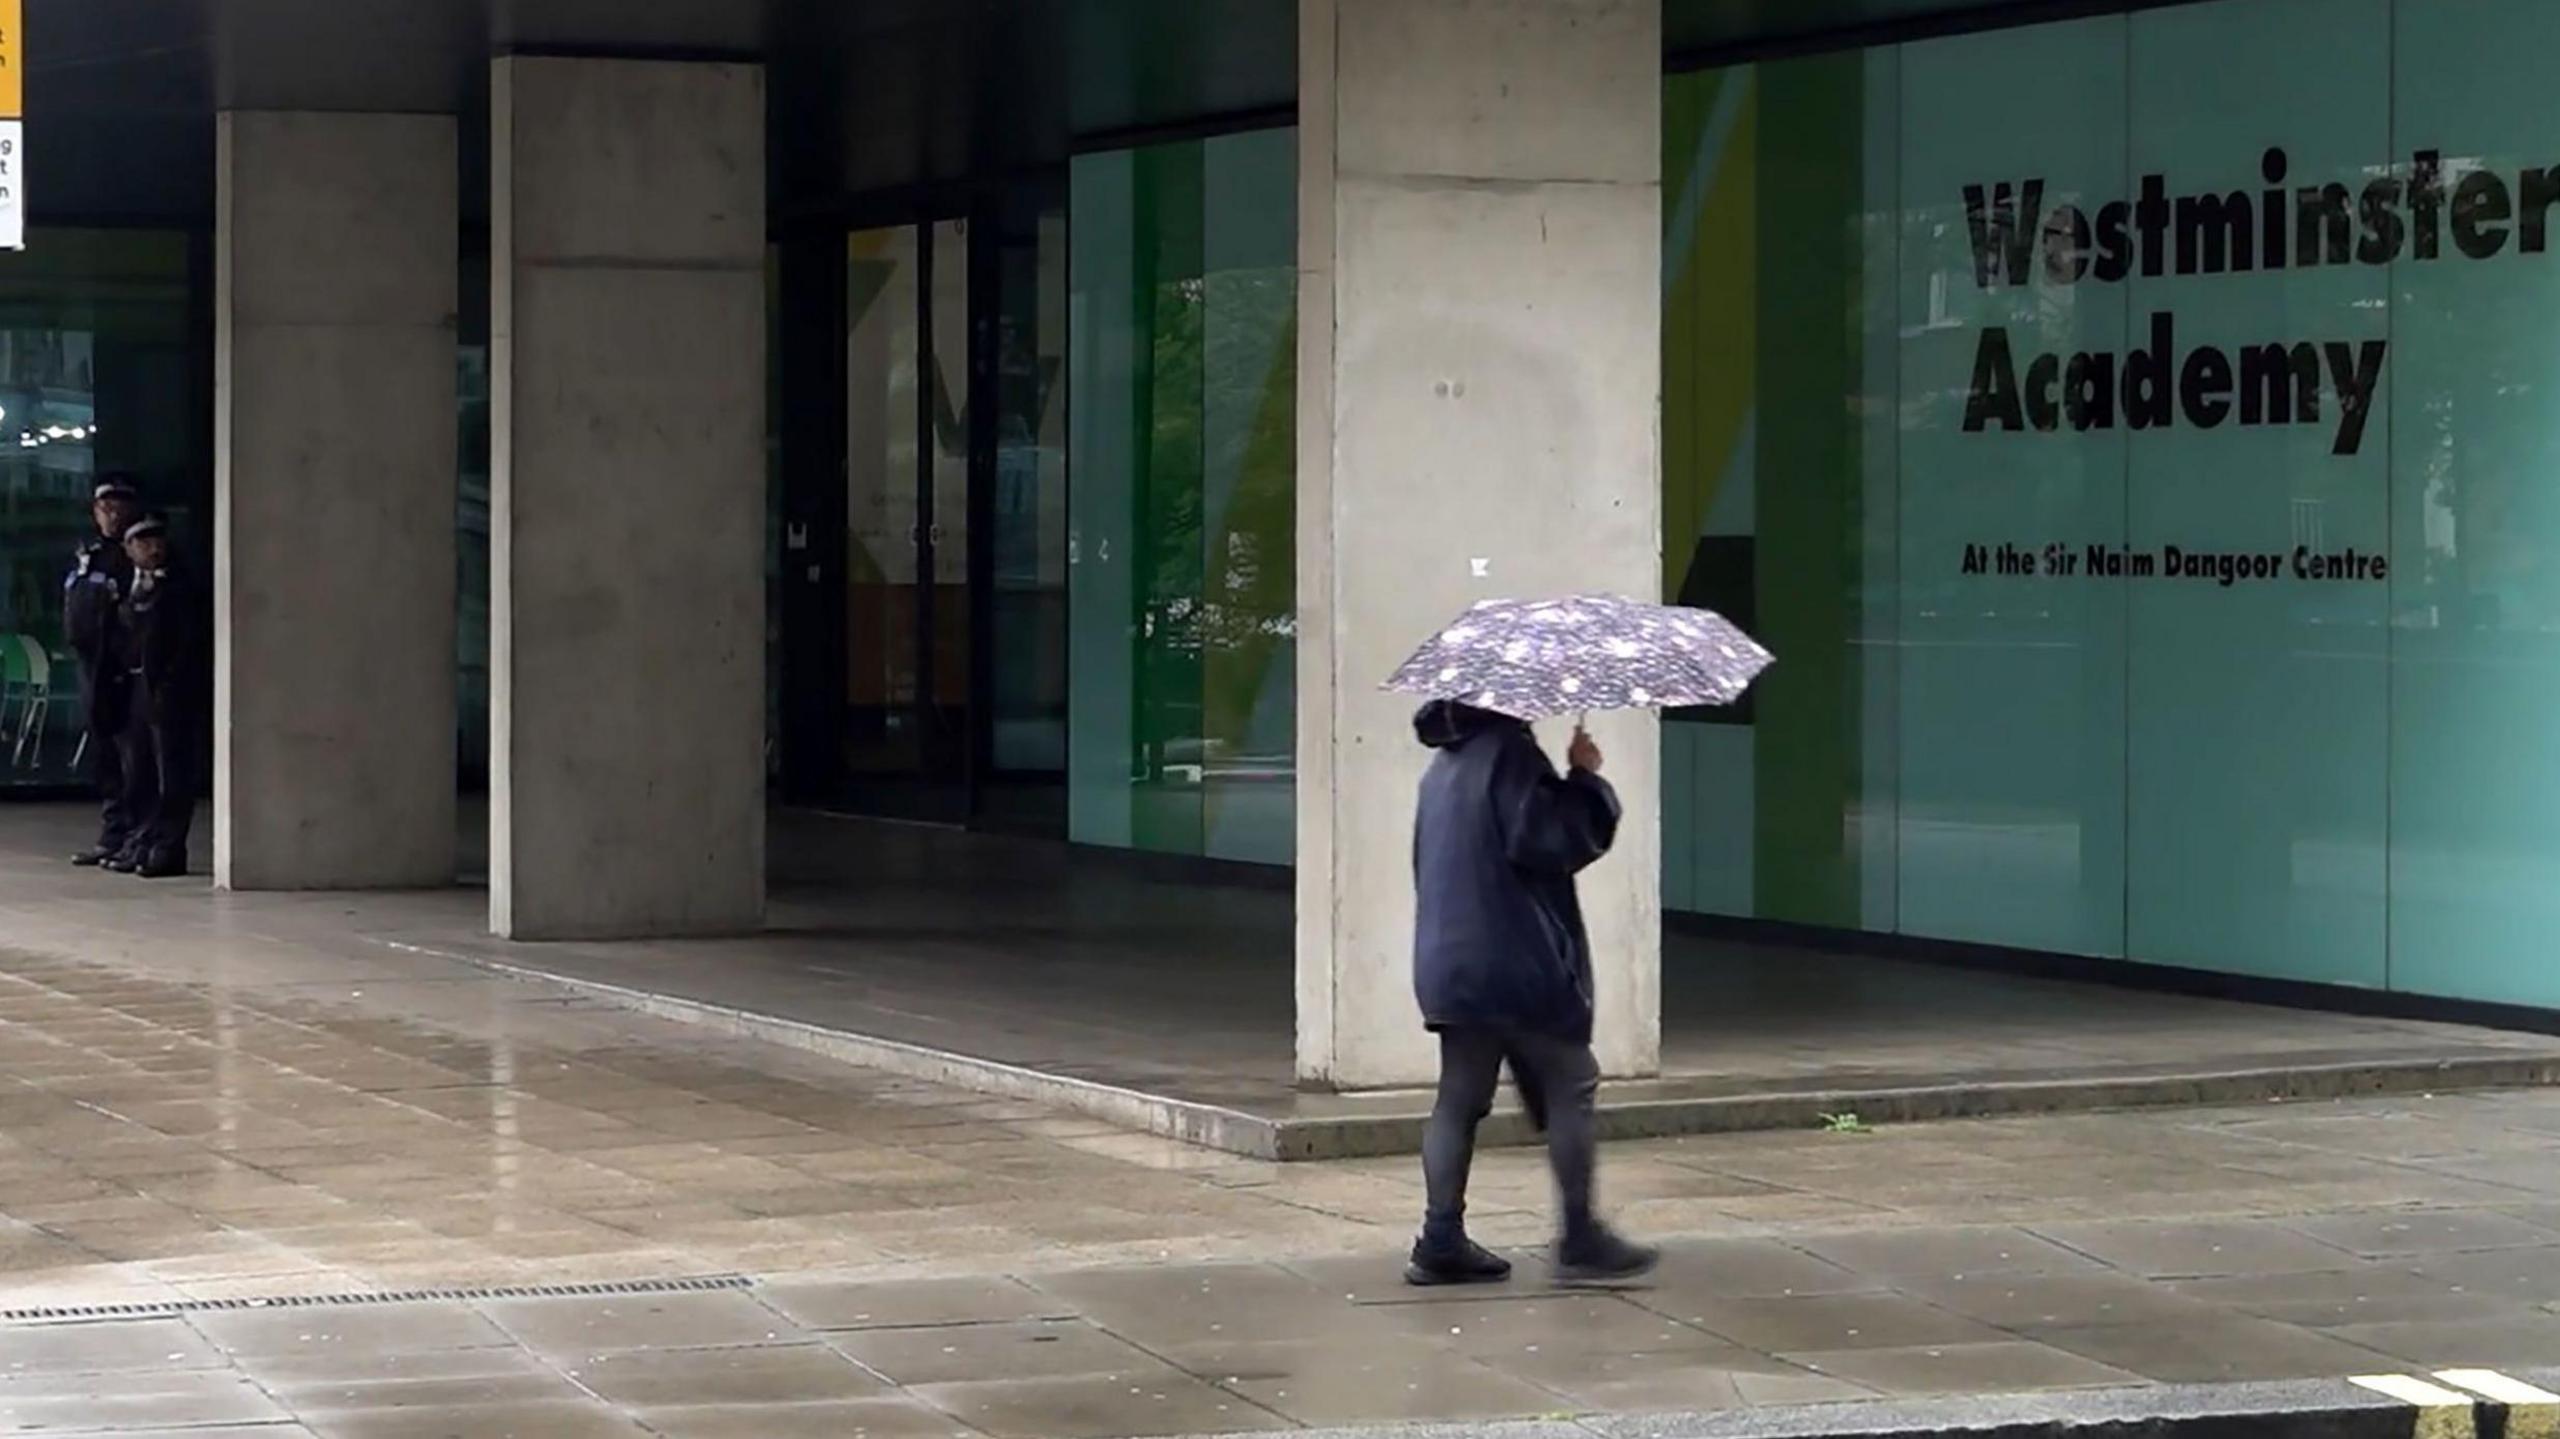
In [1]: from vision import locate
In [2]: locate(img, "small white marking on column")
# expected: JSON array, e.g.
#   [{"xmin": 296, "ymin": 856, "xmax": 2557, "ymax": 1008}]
[{"xmin": 1469, "ymin": 558, "xmax": 1489, "ymax": 578}]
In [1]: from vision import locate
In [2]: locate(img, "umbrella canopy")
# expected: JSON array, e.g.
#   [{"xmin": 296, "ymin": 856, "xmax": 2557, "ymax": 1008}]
[{"xmin": 1382, "ymin": 593, "xmax": 1772, "ymax": 720}]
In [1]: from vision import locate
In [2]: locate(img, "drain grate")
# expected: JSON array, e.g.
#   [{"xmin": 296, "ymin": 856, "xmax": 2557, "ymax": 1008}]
[{"xmin": 3, "ymin": 1272, "xmax": 753, "ymax": 1324}]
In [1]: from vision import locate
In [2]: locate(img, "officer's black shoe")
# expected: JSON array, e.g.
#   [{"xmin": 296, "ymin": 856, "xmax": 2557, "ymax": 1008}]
[
  {"xmin": 135, "ymin": 851, "xmax": 188, "ymax": 880},
  {"xmin": 102, "ymin": 847, "xmax": 145, "ymax": 874},
  {"xmin": 1404, "ymin": 1233, "xmax": 1513, "ymax": 1287},
  {"xmin": 71, "ymin": 846, "xmax": 116, "ymax": 867}
]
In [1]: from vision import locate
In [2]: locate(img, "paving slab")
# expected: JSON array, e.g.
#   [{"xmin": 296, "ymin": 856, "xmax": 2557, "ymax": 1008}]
[
  {"xmin": 12, "ymin": 804, "xmax": 2560, "ymax": 1436},
  {"xmin": 631, "ymin": 1397, "xmax": 982, "ymax": 1438},
  {"xmin": 1153, "ymin": 1336, "xmax": 1575, "ymax": 1427},
  {"xmin": 908, "ymin": 1372, "xmax": 1292, "ymax": 1439},
  {"xmin": 759, "ymin": 1274, "xmax": 1072, "ymax": 1330},
  {"xmin": 830, "ymin": 1318, "xmax": 1170, "ymax": 1387}
]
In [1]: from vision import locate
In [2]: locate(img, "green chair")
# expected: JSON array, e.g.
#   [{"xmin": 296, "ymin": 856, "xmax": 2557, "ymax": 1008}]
[{"xmin": 5, "ymin": 634, "xmax": 60, "ymax": 770}]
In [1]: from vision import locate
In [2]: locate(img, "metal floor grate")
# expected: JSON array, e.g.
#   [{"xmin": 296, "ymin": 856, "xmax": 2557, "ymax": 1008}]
[{"xmin": 3, "ymin": 1272, "xmax": 753, "ymax": 1324}]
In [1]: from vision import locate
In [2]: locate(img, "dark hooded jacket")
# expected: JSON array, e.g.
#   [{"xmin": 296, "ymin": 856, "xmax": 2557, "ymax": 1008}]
[
  {"xmin": 1410, "ymin": 700, "xmax": 1622, "ymax": 1045},
  {"xmin": 120, "ymin": 557, "xmax": 204, "ymax": 724},
  {"xmin": 62, "ymin": 531, "xmax": 131, "ymax": 708}
]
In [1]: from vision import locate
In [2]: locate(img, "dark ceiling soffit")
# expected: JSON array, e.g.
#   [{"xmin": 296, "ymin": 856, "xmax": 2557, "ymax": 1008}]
[
  {"xmin": 769, "ymin": 100, "xmax": 1301, "ymax": 225},
  {"xmin": 491, "ymin": 41, "xmax": 766, "ymax": 66},
  {"xmin": 1069, "ymin": 101, "xmax": 1295, "ymax": 156},
  {"xmin": 1666, "ymin": 0, "xmax": 2219, "ymax": 72}
]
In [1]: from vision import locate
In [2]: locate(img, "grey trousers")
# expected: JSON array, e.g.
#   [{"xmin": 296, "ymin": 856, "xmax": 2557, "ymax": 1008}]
[{"xmin": 1421, "ymin": 1027, "xmax": 1600, "ymax": 1244}]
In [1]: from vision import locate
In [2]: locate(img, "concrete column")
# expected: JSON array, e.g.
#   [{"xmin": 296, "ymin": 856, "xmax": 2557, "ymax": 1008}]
[
  {"xmin": 1295, "ymin": 0, "xmax": 1663, "ymax": 1090},
  {"xmin": 215, "ymin": 112, "xmax": 458, "ymax": 891},
  {"xmin": 490, "ymin": 57, "xmax": 766, "ymax": 939}
]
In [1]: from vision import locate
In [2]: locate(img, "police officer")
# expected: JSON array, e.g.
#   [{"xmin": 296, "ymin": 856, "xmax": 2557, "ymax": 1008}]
[
  {"xmin": 63, "ymin": 476, "xmax": 140, "ymax": 866},
  {"xmin": 106, "ymin": 513, "xmax": 201, "ymax": 879}
]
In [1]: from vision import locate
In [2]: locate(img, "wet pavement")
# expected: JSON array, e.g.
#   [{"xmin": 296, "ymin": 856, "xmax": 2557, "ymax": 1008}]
[
  {"xmin": 5, "ymin": 818, "xmax": 2560, "ymax": 1432},
  {"xmin": 3, "ymin": 801, "xmax": 2551, "ymax": 1153}
]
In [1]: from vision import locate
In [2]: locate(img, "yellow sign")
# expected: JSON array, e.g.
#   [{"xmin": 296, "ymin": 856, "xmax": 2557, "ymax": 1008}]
[{"xmin": 0, "ymin": 0, "xmax": 22, "ymax": 121}]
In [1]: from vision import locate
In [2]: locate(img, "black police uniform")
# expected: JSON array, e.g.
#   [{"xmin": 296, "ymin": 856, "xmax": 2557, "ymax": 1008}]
[
  {"xmin": 113, "ymin": 528, "xmax": 202, "ymax": 878},
  {"xmin": 61, "ymin": 510, "xmax": 135, "ymax": 863}
]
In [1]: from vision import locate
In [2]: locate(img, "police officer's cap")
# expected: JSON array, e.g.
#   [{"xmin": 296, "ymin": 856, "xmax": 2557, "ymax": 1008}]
[
  {"xmin": 92, "ymin": 477, "xmax": 139, "ymax": 505},
  {"xmin": 121, "ymin": 514, "xmax": 168, "ymax": 543}
]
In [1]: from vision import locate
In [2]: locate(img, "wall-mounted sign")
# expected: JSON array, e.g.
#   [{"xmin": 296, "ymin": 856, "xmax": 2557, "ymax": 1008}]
[
  {"xmin": 0, "ymin": 0, "xmax": 24, "ymax": 250},
  {"xmin": 1953, "ymin": 145, "xmax": 2558, "ymax": 458}
]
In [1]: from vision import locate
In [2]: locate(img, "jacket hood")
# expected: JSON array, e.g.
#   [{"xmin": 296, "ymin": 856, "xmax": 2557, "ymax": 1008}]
[{"xmin": 1414, "ymin": 700, "xmax": 1518, "ymax": 750}]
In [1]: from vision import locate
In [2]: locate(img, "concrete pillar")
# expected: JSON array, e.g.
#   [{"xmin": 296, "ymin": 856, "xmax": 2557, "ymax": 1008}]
[
  {"xmin": 1295, "ymin": 0, "xmax": 1663, "ymax": 1090},
  {"xmin": 490, "ymin": 57, "xmax": 766, "ymax": 939},
  {"xmin": 215, "ymin": 112, "xmax": 458, "ymax": 891}
]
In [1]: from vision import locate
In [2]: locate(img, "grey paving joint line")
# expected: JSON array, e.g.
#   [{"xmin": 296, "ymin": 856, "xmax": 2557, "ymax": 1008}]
[{"xmin": 1184, "ymin": 1370, "xmax": 2560, "ymax": 1439}]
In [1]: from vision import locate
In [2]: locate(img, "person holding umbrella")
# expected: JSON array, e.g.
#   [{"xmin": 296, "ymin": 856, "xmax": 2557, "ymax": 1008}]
[
  {"xmin": 1406, "ymin": 699, "xmax": 1654, "ymax": 1286},
  {"xmin": 1389, "ymin": 594, "xmax": 1772, "ymax": 1288}
]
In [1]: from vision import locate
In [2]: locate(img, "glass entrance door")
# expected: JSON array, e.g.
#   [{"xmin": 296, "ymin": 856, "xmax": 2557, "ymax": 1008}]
[
  {"xmin": 842, "ymin": 219, "xmax": 971, "ymax": 820},
  {"xmin": 784, "ymin": 186, "xmax": 1066, "ymax": 829},
  {"xmin": 972, "ymin": 181, "xmax": 1069, "ymax": 832}
]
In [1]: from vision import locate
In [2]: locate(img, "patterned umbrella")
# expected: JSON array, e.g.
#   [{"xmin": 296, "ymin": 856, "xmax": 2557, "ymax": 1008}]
[{"xmin": 1382, "ymin": 593, "xmax": 1772, "ymax": 720}]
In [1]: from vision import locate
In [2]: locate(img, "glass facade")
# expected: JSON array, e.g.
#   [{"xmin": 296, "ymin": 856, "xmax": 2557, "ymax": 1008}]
[
  {"xmin": 1662, "ymin": 0, "xmax": 2560, "ymax": 1011},
  {"xmin": 1066, "ymin": 128, "xmax": 1298, "ymax": 863},
  {"xmin": 22, "ymin": 0, "xmax": 2560, "ymax": 1021},
  {"xmin": 0, "ymin": 229, "xmax": 202, "ymax": 789},
  {"xmin": 775, "ymin": 195, "xmax": 1067, "ymax": 827}
]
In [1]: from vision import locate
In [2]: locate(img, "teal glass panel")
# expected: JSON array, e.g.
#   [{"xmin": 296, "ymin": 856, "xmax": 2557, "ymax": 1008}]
[
  {"xmin": 1200, "ymin": 127, "xmax": 1297, "ymax": 865},
  {"xmin": 1067, "ymin": 148, "xmax": 1139, "ymax": 849},
  {"xmin": 1067, "ymin": 131, "xmax": 1297, "ymax": 861},
  {"xmin": 2121, "ymin": 0, "xmax": 2390, "ymax": 985},
  {"xmin": 1894, "ymin": 17, "xmax": 2130, "ymax": 956},
  {"xmin": 2387, "ymin": 0, "xmax": 2560, "ymax": 1008},
  {"xmin": 1854, "ymin": 44, "xmax": 1902, "ymax": 935}
]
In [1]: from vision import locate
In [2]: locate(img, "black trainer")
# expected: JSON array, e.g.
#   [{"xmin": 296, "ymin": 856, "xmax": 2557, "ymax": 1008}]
[
  {"xmin": 1404, "ymin": 1235, "xmax": 1514, "ymax": 1287},
  {"xmin": 1554, "ymin": 1227, "xmax": 1659, "ymax": 1286}
]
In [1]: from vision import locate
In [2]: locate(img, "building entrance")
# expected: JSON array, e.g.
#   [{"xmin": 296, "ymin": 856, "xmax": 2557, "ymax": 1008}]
[{"xmin": 777, "ymin": 180, "xmax": 1067, "ymax": 832}]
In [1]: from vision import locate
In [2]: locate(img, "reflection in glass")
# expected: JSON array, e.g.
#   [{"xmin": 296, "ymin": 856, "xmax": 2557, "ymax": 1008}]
[
  {"xmin": 1894, "ymin": 18, "xmax": 2131, "ymax": 959},
  {"xmin": 845, "ymin": 224, "xmax": 923, "ymax": 783},
  {"xmin": 0, "ymin": 230, "xmax": 199, "ymax": 790},
  {"xmin": 1659, "ymin": 0, "xmax": 2560, "ymax": 1011},
  {"xmin": 2120, "ymin": 0, "xmax": 2389, "ymax": 987},
  {"xmin": 2386, "ymin": 0, "xmax": 2560, "ymax": 1008},
  {"xmin": 1066, "ymin": 134, "xmax": 1299, "ymax": 861},
  {"xmin": 983, "ymin": 202, "xmax": 1072, "ymax": 827},
  {"xmin": 926, "ymin": 216, "xmax": 970, "ymax": 780}
]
